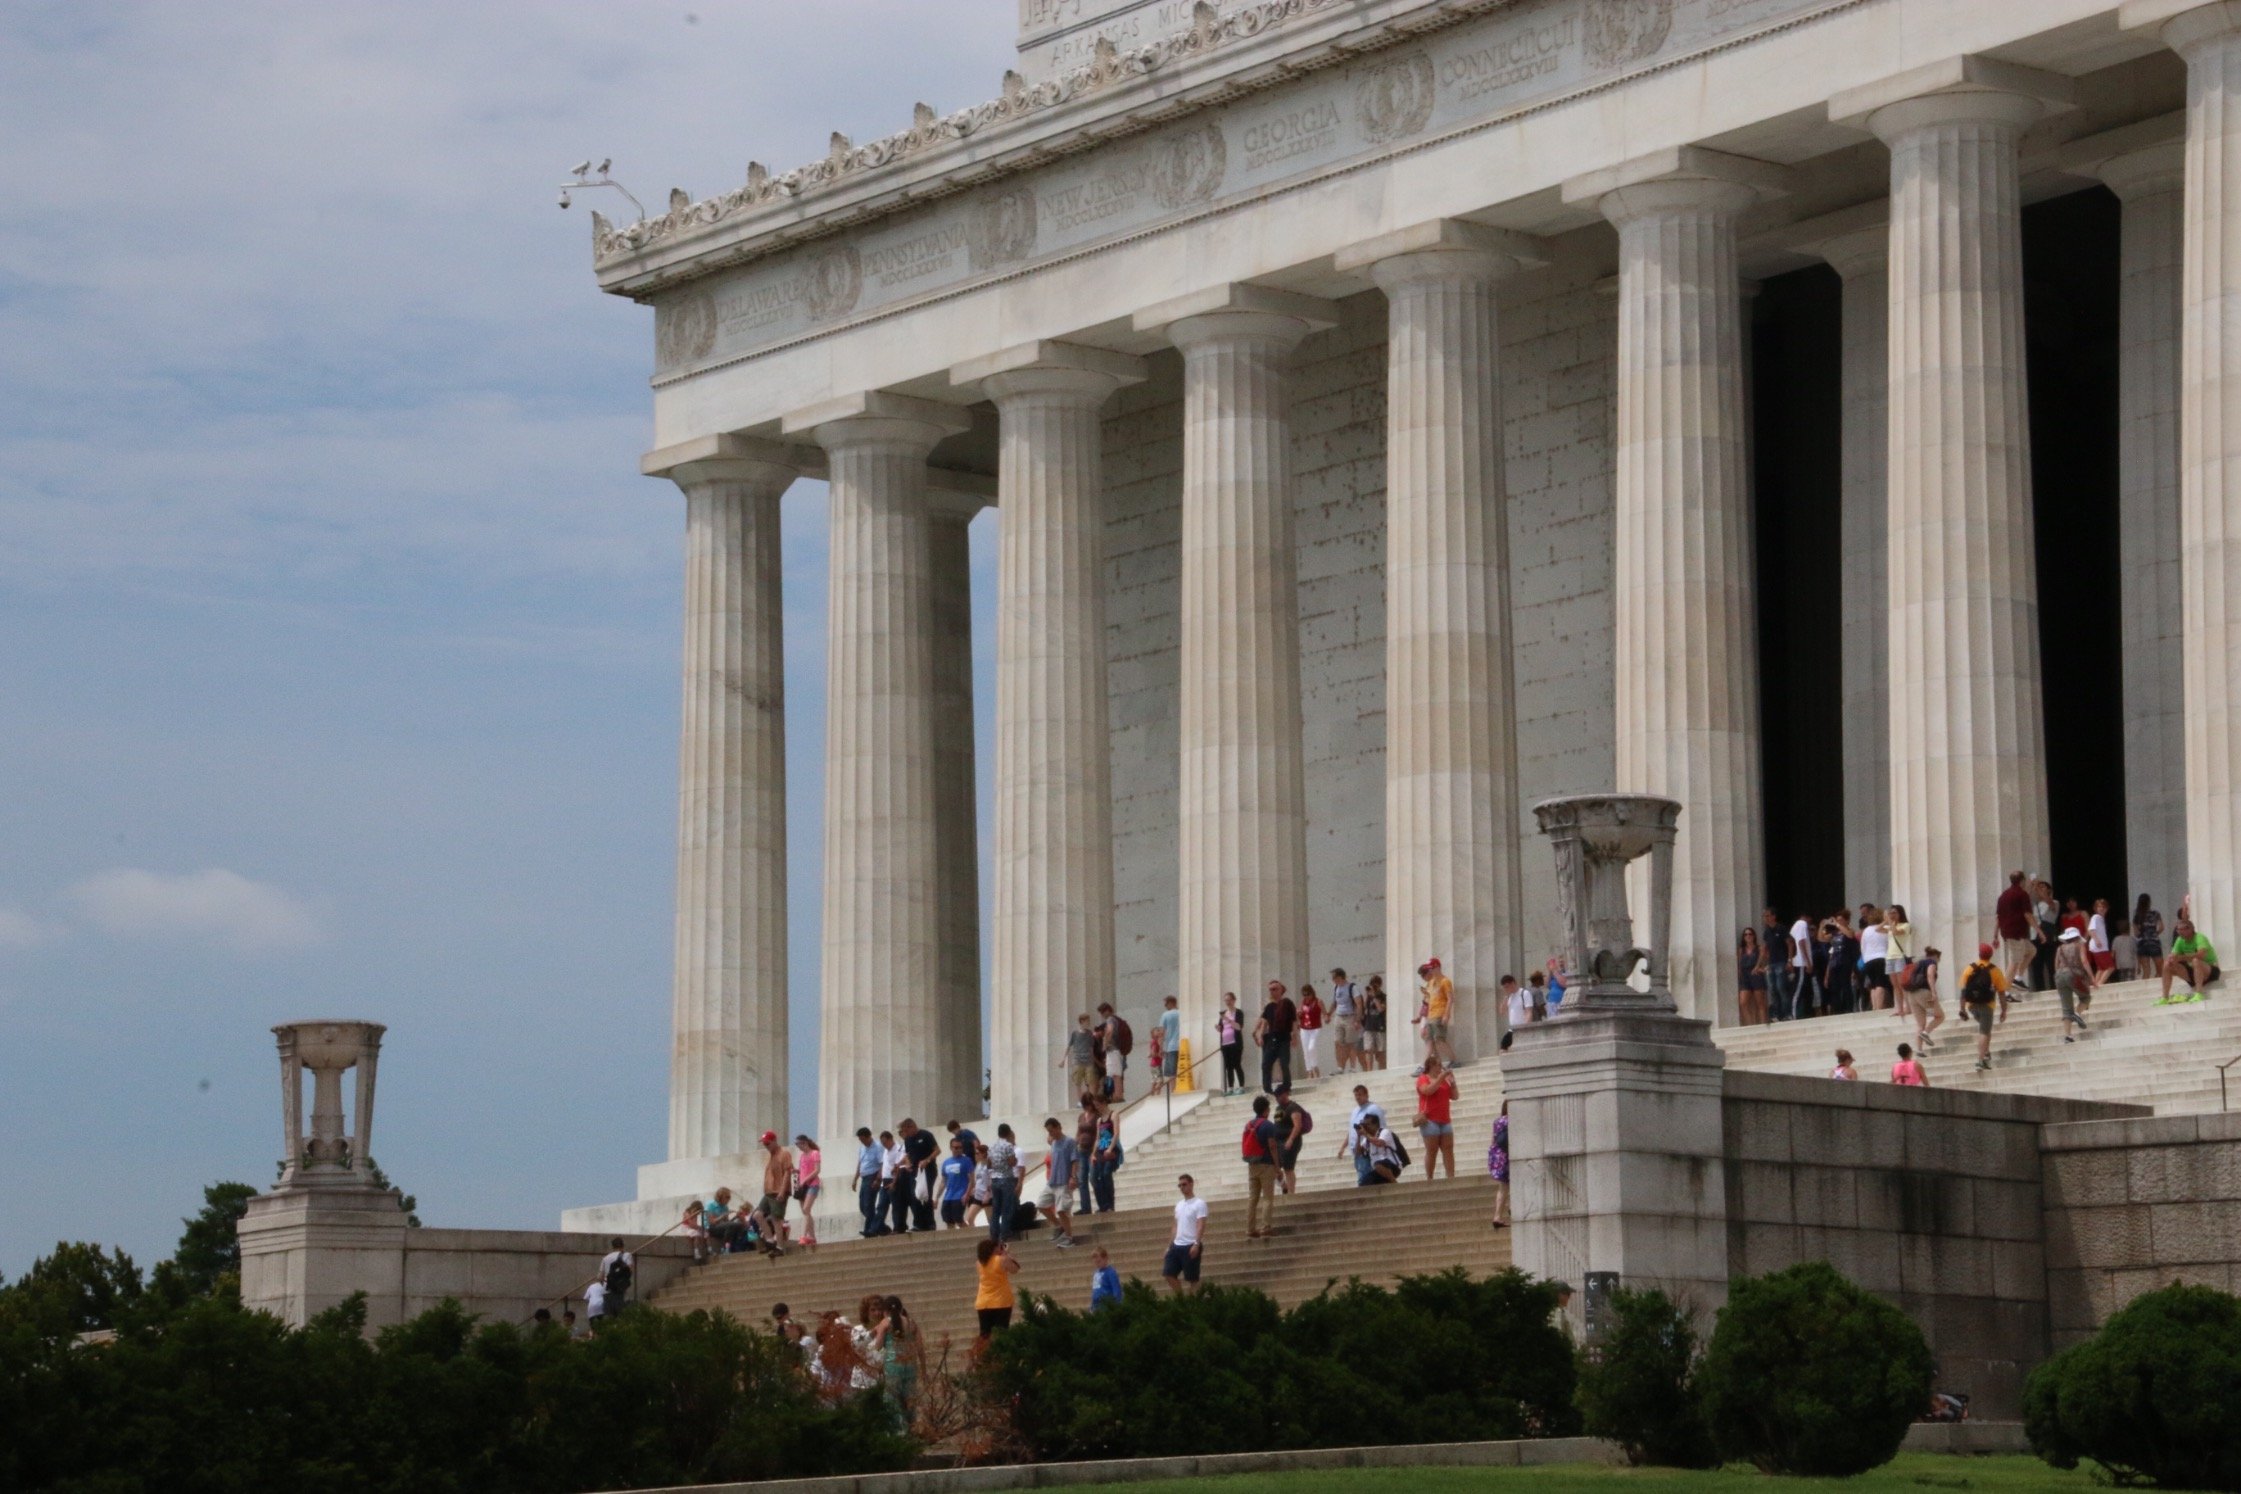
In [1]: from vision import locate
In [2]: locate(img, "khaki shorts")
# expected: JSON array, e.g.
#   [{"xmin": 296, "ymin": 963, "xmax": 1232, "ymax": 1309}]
[
  {"xmin": 1903, "ymin": 987, "xmax": 1935, "ymax": 1019},
  {"xmin": 1361, "ymin": 1029, "xmax": 1385, "ymax": 1052},
  {"xmin": 1423, "ymin": 1019, "xmax": 1450, "ymax": 1043},
  {"xmin": 2000, "ymin": 936, "xmax": 2035, "ymax": 969},
  {"xmin": 1334, "ymin": 1017, "xmax": 1361, "ymax": 1045}
]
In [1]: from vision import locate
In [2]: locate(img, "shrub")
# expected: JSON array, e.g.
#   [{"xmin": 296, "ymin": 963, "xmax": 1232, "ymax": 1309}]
[
  {"xmin": 982, "ymin": 1267, "xmax": 1576, "ymax": 1462},
  {"xmin": 1575, "ymin": 1286, "xmax": 1718, "ymax": 1468},
  {"xmin": 1698, "ymin": 1260, "xmax": 1932, "ymax": 1477},
  {"xmin": 2024, "ymin": 1282, "xmax": 2241, "ymax": 1491}
]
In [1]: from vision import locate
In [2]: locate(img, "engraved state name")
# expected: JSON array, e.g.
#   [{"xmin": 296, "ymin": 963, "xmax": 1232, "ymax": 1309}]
[{"xmin": 1441, "ymin": 15, "xmax": 1577, "ymax": 100}]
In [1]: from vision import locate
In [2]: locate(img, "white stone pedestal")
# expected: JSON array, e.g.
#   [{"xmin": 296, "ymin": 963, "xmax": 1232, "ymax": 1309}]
[{"xmin": 1502, "ymin": 1008, "xmax": 1730, "ymax": 1333}]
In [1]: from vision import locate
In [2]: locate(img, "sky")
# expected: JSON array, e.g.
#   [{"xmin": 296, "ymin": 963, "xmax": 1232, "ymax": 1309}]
[{"xmin": 0, "ymin": 1, "xmax": 1020, "ymax": 1276}]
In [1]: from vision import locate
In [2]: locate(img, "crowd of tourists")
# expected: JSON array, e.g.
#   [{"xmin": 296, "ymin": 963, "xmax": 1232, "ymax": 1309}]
[{"xmin": 1736, "ymin": 876, "xmax": 2221, "ymax": 1071}]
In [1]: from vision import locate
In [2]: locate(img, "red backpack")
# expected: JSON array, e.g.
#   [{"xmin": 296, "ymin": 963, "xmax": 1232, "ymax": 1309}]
[{"xmin": 1240, "ymin": 1118, "xmax": 1269, "ymax": 1162}]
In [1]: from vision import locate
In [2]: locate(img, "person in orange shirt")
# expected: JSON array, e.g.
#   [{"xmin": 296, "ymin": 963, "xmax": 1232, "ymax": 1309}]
[
  {"xmin": 1417, "ymin": 957, "xmax": 1455, "ymax": 1066},
  {"xmin": 973, "ymin": 1238, "xmax": 1019, "ymax": 1339}
]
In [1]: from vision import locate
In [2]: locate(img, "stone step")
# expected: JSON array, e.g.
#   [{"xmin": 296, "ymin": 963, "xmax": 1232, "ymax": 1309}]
[{"xmin": 647, "ymin": 1176, "xmax": 1512, "ymax": 1349}]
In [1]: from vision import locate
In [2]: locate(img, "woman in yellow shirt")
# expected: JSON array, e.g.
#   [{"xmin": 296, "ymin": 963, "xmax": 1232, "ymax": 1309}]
[{"xmin": 974, "ymin": 1238, "xmax": 1020, "ymax": 1339}]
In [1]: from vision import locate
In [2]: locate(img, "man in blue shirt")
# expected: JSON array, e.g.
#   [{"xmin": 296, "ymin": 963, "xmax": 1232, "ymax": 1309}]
[
  {"xmin": 854, "ymin": 1127, "xmax": 887, "ymax": 1238},
  {"xmin": 938, "ymin": 1136, "xmax": 975, "ymax": 1228},
  {"xmin": 1042, "ymin": 1117, "xmax": 1082, "ymax": 1248},
  {"xmin": 1089, "ymin": 1245, "xmax": 1122, "ymax": 1311},
  {"xmin": 1156, "ymin": 995, "xmax": 1183, "ymax": 1092}
]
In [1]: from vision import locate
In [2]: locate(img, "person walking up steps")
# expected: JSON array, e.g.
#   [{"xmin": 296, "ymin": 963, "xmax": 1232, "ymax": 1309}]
[
  {"xmin": 1996, "ymin": 870, "xmax": 2036, "ymax": 987},
  {"xmin": 1242, "ymin": 1096, "xmax": 1280, "ymax": 1239},
  {"xmin": 794, "ymin": 1135, "xmax": 822, "ymax": 1251},
  {"xmin": 2053, "ymin": 927, "xmax": 2093, "ymax": 1042},
  {"xmin": 1957, "ymin": 944, "xmax": 2010, "ymax": 1072},
  {"xmin": 1155, "ymin": 995, "xmax": 1182, "ymax": 1093}
]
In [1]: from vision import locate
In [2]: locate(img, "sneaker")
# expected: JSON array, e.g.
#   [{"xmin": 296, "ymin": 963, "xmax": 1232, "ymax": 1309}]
[{"xmin": 1974, "ymin": 1058, "xmax": 1991, "ymax": 1071}]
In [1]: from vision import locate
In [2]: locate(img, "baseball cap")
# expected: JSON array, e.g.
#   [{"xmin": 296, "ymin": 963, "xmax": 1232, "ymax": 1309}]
[
  {"xmin": 1978, "ymin": 943, "xmax": 1994, "ymax": 959},
  {"xmin": 760, "ymin": 1130, "xmax": 778, "ymax": 1145}
]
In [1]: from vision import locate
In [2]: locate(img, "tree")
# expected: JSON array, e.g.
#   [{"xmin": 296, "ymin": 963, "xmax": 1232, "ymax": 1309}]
[
  {"xmin": 1575, "ymin": 1286, "xmax": 1719, "ymax": 1468},
  {"xmin": 0, "ymin": 1242, "xmax": 144, "ymax": 1337},
  {"xmin": 2025, "ymin": 1282, "xmax": 2241, "ymax": 1491},
  {"xmin": 169, "ymin": 1181, "xmax": 258, "ymax": 1296}
]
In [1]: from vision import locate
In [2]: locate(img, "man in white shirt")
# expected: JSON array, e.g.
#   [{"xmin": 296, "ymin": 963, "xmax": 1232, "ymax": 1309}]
[
  {"xmin": 880, "ymin": 1130, "xmax": 908, "ymax": 1236},
  {"xmin": 582, "ymin": 1278, "xmax": 607, "ymax": 1330},
  {"xmin": 1502, "ymin": 974, "xmax": 1532, "ymax": 1033},
  {"xmin": 1163, "ymin": 1173, "xmax": 1209, "ymax": 1294},
  {"xmin": 1338, "ymin": 1083, "xmax": 1388, "ymax": 1186},
  {"xmin": 1788, "ymin": 915, "xmax": 1813, "ymax": 1021}
]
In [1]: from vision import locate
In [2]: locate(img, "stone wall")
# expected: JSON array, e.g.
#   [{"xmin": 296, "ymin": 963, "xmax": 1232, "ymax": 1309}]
[
  {"xmin": 1720, "ymin": 1071, "xmax": 2127, "ymax": 1418},
  {"xmin": 239, "ymin": 1187, "xmax": 697, "ymax": 1332},
  {"xmin": 2042, "ymin": 1111, "xmax": 2241, "ymax": 1349},
  {"xmin": 1102, "ymin": 258, "xmax": 1617, "ymax": 1019}
]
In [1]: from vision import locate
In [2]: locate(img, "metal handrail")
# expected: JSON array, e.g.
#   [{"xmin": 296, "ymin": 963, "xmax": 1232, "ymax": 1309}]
[
  {"xmin": 2220, "ymin": 1052, "xmax": 2241, "ymax": 1112},
  {"xmin": 523, "ymin": 1217, "xmax": 686, "ymax": 1327}
]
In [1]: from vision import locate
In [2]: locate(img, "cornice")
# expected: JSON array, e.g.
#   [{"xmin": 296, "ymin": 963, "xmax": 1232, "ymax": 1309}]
[{"xmin": 589, "ymin": 0, "xmax": 1501, "ymax": 297}]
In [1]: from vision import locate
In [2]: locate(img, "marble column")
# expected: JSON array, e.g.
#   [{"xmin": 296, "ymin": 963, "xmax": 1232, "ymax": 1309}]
[
  {"xmin": 2149, "ymin": 0, "xmax": 2241, "ymax": 953},
  {"xmin": 955, "ymin": 343, "xmax": 1143, "ymax": 1120},
  {"xmin": 1839, "ymin": 63, "xmax": 2064, "ymax": 970},
  {"xmin": 1823, "ymin": 226, "xmax": 1893, "ymax": 900},
  {"xmin": 782, "ymin": 392, "xmax": 970, "ymax": 1145},
  {"xmin": 928, "ymin": 497, "xmax": 985, "ymax": 1122},
  {"xmin": 1336, "ymin": 222, "xmax": 1538, "ymax": 1061},
  {"xmin": 1134, "ymin": 285, "xmax": 1334, "ymax": 1044},
  {"xmin": 1565, "ymin": 148, "xmax": 1778, "ymax": 1025},
  {"xmin": 2100, "ymin": 138, "xmax": 2189, "ymax": 911},
  {"xmin": 644, "ymin": 436, "xmax": 797, "ymax": 1167}
]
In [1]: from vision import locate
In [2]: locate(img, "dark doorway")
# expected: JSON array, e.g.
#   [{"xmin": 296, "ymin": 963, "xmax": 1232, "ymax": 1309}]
[
  {"xmin": 2022, "ymin": 188, "xmax": 2126, "ymax": 907},
  {"xmin": 1751, "ymin": 265, "xmax": 1845, "ymax": 919}
]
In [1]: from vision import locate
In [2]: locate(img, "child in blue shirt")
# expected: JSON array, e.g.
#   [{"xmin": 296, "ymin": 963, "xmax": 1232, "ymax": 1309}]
[
  {"xmin": 938, "ymin": 1137, "xmax": 975, "ymax": 1228},
  {"xmin": 1089, "ymin": 1245, "xmax": 1122, "ymax": 1311}
]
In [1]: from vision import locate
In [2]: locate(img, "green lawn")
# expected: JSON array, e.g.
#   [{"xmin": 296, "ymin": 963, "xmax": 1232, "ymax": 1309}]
[{"xmin": 1062, "ymin": 1455, "xmax": 2093, "ymax": 1494}]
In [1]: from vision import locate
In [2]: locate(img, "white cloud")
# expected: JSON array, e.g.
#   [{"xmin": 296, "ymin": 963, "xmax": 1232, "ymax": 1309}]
[
  {"xmin": 63, "ymin": 868, "xmax": 321, "ymax": 953},
  {"xmin": 0, "ymin": 907, "xmax": 50, "ymax": 948}
]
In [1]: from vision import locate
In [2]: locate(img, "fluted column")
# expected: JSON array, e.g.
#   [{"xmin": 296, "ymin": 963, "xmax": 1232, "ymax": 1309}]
[
  {"xmin": 1135, "ymin": 285, "xmax": 1333, "ymax": 1044},
  {"xmin": 1849, "ymin": 69, "xmax": 2060, "ymax": 970},
  {"xmin": 1569, "ymin": 151, "xmax": 1774, "ymax": 1024},
  {"xmin": 783, "ymin": 392, "xmax": 969, "ymax": 1145},
  {"xmin": 646, "ymin": 436, "xmax": 797, "ymax": 1165},
  {"xmin": 1338, "ymin": 223, "xmax": 1536, "ymax": 1061},
  {"xmin": 1823, "ymin": 226, "xmax": 1894, "ymax": 900},
  {"xmin": 928, "ymin": 498, "xmax": 985, "ymax": 1121},
  {"xmin": 2150, "ymin": 0, "xmax": 2241, "ymax": 952},
  {"xmin": 2101, "ymin": 140, "xmax": 2189, "ymax": 912},
  {"xmin": 956, "ymin": 343, "xmax": 1143, "ymax": 1120}
]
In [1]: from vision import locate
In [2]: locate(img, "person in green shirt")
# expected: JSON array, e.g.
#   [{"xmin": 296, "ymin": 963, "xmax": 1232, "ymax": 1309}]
[{"xmin": 2162, "ymin": 916, "xmax": 2221, "ymax": 1003}]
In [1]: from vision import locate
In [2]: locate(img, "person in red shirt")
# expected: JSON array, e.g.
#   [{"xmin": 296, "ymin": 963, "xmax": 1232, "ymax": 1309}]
[
  {"xmin": 1994, "ymin": 870, "xmax": 2035, "ymax": 984},
  {"xmin": 1415, "ymin": 1055, "xmax": 1459, "ymax": 1181},
  {"xmin": 1297, "ymin": 983, "xmax": 1326, "ymax": 1079}
]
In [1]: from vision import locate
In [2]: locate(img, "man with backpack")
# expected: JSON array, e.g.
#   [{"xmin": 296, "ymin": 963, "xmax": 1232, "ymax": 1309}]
[
  {"xmin": 1272, "ymin": 1082, "xmax": 1312, "ymax": 1194},
  {"xmin": 1958, "ymin": 942, "xmax": 2010, "ymax": 1072},
  {"xmin": 1242, "ymin": 1095, "xmax": 1281, "ymax": 1240},
  {"xmin": 1097, "ymin": 1002, "xmax": 1132, "ymax": 1104},
  {"xmin": 597, "ymin": 1236, "xmax": 634, "ymax": 1318}
]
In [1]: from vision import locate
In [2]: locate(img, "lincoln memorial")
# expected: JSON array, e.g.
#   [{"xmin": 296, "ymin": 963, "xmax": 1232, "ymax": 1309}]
[{"xmin": 562, "ymin": 0, "xmax": 2241, "ymax": 1229}]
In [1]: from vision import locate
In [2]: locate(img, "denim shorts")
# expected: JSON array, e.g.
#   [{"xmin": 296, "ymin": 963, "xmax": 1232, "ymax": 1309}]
[{"xmin": 1419, "ymin": 1120, "xmax": 1453, "ymax": 1137}]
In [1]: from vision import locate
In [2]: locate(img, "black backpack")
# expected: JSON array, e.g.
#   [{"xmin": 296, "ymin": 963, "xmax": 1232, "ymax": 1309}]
[
  {"xmin": 1962, "ymin": 963, "xmax": 1995, "ymax": 1005},
  {"xmin": 603, "ymin": 1253, "xmax": 633, "ymax": 1297}
]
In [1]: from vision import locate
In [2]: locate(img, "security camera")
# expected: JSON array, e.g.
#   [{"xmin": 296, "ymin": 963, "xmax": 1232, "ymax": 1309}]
[
  {"xmin": 558, "ymin": 189, "xmax": 571, "ymax": 209},
  {"xmin": 571, "ymin": 160, "xmax": 593, "ymax": 177}
]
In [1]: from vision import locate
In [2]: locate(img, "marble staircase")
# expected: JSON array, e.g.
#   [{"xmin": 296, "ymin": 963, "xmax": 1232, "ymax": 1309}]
[{"xmin": 649, "ymin": 1174, "xmax": 1511, "ymax": 1350}]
